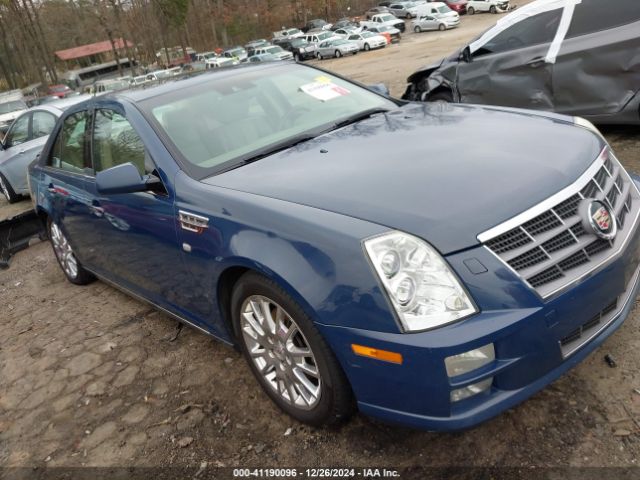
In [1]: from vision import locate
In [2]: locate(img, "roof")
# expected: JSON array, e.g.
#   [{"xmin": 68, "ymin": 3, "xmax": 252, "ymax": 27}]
[{"xmin": 55, "ymin": 39, "xmax": 133, "ymax": 61}]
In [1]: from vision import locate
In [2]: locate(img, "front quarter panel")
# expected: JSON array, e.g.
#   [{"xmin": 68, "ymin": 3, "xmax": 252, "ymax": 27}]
[{"xmin": 173, "ymin": 171, "xmax": 401, "ymax": 336}]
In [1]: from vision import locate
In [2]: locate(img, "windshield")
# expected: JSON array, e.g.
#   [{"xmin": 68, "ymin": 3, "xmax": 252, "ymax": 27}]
[
  {"xmin": 287, "ymin": 29, "xmax": 301, "ymax": 35},
  {"xmin": 291, "ymin": 39, "xmax": 308, "ymax": 47},
  {"xmin": 266, "ymin": 46, "xmax": 283, "ymax": 54},
  {"xmin": 361, "ymin": 31, "xmax": 375, "ymax": 38},
  {"xmin": 437, "ymin": 5, "xmax": 451, "ymax": 13},
  {"xmin": 317, "ymin": 32, "xmax": 332, "ymax": 41},
  {"xmin": 0, "ymin": 100, "xmax": 26, "ymax": 115},
  {"xmin": 143, "ymin": 64, "xmax": 396, "ymax": 178},
  {"xmin": 380, "ymin": 14, "xmax": 395, "ymax": 21}
]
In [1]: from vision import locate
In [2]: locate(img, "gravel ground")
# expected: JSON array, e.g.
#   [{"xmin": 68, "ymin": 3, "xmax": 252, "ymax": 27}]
[{"xmin": 1, "ymin": 2, "xmax": 640, "ymax": 476}]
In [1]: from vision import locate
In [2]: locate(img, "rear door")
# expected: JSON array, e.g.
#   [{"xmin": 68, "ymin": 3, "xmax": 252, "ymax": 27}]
[
  {"xmin": 457, "ymin": 8, "xmax": 562, "ymax": 110},
  {"xmin": 41, "ymin": 109, "xmax": 95, "ymax": 262},
  {"xmin": 552, "ymin": 0, "xmax": 640, "ymax": 117}
]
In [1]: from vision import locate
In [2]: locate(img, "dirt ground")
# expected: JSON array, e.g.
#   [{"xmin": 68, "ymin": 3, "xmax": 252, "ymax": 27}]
[{"xmin": 2, "ymin": 2, "xmax": 640, "ymax": 477}]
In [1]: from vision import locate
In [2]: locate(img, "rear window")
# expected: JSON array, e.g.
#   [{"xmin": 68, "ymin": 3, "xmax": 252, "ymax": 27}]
[{"xmin": 566, "ymin": 0, "xmax": 640, "ymax": 38}]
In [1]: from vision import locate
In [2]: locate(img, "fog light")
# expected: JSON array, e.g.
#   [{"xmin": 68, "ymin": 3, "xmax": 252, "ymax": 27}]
[
  {"xmin": 450, "ymin": 377, "xmax": 493, "ymax": 402},
  {"xmin": 445, "ymin": 344, "xmax": 495, "ymax": 377}
]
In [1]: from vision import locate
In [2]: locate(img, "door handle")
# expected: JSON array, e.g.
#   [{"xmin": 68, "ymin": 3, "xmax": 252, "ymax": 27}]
[
  {"xmin": 527, "ymin": 57, "xmax": 545, "ymax": 68},
  {"xmin": 17, "ymin": 149, "xmax": 25, "ymax": 154}
]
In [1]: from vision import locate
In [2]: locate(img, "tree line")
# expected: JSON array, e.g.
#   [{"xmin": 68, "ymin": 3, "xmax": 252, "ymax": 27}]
[{"xmin": 0, "ymin": 0, "xmax": 379, "ymax": 90}]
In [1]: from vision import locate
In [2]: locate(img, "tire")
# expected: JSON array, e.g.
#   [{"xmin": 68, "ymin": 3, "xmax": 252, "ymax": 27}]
[
  {"xmin": 438, "ymin": 24, "xmax": 446, "ymax": 31},
  {"xmin": 231, "ymin": 272, "xmax": 354, "ymax": 426},
  {"xmin": 294, "ymin": 53, "xmax": 300, "ymax": 62},
  {"xmin": 429, "ymin": 90, "xmax": 454, "ymax": 103},
  {"xmin": 316, "ymin": 52, "xmax": 322, "ymax": 60},
  {"xmin": 468, "ymin": 6, "xmax": 475, "ymax": 14},
  {"xmin": 0, "ymin": 172, "xmax": 20, "ymax": 204},
  {"xmin": 414, "ymin": 25, "xmax": 422, "ymax": 33},
  {"xmin": 490, "ymin": 5, "xmax": 497, "ymax": 13},
  {"xmin": 48, "ymin": 219, "xmax": 95, "ymax": 285},
  {"xmin": 335, "ymin": 50, "xmax": 342, "ymax": 58},
  {"xmin": 364, "ymin": 43, "xmax": 371, "ymax": 51}
]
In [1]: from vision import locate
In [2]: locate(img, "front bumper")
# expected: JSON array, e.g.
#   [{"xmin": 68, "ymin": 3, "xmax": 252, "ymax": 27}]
[{"xmin": 319, "ymin": 176, "xmax": 640, "ymax": 431}]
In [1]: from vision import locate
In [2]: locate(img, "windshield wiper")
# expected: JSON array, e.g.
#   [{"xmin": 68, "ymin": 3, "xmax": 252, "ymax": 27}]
[
  {"xmin": 329, "ymin": 107, "xmax": 389, "ymax": 132},
  {"xmin": 215, "ymin": 130, "xmax": 325, "ymax": 174}
]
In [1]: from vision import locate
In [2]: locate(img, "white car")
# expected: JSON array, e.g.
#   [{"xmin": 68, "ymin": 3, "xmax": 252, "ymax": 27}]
[
  {"xmin": 204, "ymin": 55, "xmax": 238, "ymax": 69},
  {"xmin": 360, "ymin": 13, "xmax": 406, "ymax": 33},
  {"xmin": 250, "ymin": 45, "xmax": 294, "ymax": 61},
  {"xmin": 316, "ymin": 39, "xmax": 359, "ymax": 59},
  {"xmin": 467, "ymin": 0, "xmax": 513, "ymax": 15},
  {"xmin": 0, "ymin": 90, "xmax": 27, "ymax": 135},
  {"xmin": 346, "ymin": 31, "xmax": 387, "ymax": 51},
  {"xmin": 388, "ymin": 1, "xmax": 426, "ymax": 18},
  {"xmin": 411, "ymin": 9, "xmax": 460, "ymax": 32},
  {"xmin": 273, "ymin": 28, "xmax": 305, "ymax": 40},
  {"xmin": 303, "ymin": 31, "xmax": 339, "ymax": 46},
  {"xmin": 333, "ymin": 27, "xmax": 363, "ymax": 39}
]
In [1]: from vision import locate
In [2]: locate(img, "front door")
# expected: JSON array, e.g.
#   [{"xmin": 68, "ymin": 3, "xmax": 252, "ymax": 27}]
[
  {"xmin": 81, "ymin": 107, "xmax": 189, "ymax": 316},
  {"xmin": 457, "ymin": 8, "xmax": 562, "ymax": 110}
]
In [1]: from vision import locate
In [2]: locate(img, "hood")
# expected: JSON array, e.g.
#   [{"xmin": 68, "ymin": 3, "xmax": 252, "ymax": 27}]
[{"xmin": 204, "ymin": 103, "xmax": 603, "ymax": 255}]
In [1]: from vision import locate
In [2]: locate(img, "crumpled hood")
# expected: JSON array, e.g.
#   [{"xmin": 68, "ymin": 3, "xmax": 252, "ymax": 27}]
[{"xmin": 204, "ymin": 103, "xmax": 604, "ymax": 254}]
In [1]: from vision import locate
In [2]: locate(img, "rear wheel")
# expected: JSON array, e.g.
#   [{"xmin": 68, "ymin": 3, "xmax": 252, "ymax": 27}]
[
  {"xmin": 316, "ymin": 52, "xmax": 323, "ymax": 60},
  {"xmin": 335, "ymin": 50, "xmax": 342, "ymax": 58},
  {"xmin": 490, "ymin": 5, "xmax": 497, "ymax": 13},
  {"xmin": 48, "ymin": 220, "xmax": 94, "ymax": 285},
  {"xmin": 414, "ymin": 25, "xmax": 422, "ymax": 33},
  {"xmin": 0, "ymin": 172, "xmax": 20, "ymax": 204},
  {"xmin": 468, "ymin": 6, "xmax": 475, "ymax": 14},
  {"xmin": 232, "ymin": 272, "xmax": 354, "ymax": 426}
]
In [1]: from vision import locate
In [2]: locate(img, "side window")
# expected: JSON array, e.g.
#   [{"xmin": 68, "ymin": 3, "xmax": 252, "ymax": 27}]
[
  {"xmin": 476, "ymin": 9, "xmax": 562, "ymax": 56},
  {"xmin": 3, "ymin": 114, "xmax": 30, "ymax": 148},
  {"xmin": 32, "ymin": 111, "xmax": 57, "ymax": 139},
  {"xmin": 92, "ymin": 109, "xmax": 150, "ymax": 176},
  {"xmin": 566, "ymin": 0, "xmax": 640, "ymax": 38},
  {"xmin": 49, "ymin": 111, "xmax": 91, "ymax": 174}
]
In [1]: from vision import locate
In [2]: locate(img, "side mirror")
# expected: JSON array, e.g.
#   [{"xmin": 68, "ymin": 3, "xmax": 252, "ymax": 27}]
[
  {"xmin": 96, "ymin": 162, "xmax": 161, "ymax": 195},
  {"xmin": 368, "ymin": 83, "xmax": 390, "ymax": 96},
  {"xmin": 461, "ymin": 45, "xmax": 472, "ymax": 63}
]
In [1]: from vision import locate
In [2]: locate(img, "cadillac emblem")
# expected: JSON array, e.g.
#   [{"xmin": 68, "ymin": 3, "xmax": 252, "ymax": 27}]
[{"xmin": 586, "ymin": 201, "xmax": 617, "ymax": 240}]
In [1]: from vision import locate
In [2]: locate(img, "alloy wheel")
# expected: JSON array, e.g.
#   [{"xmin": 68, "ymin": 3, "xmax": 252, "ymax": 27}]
[
  {"xmin": 50, "ymin": 222, "xmax": 79, "ymax": 279},
  {"xmin": 240, "ymin": 295, "xmax": 322, "ymax": 410}
]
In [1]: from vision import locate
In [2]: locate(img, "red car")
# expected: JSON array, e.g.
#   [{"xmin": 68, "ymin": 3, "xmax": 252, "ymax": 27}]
[
  {"xmin": 445, "ymin": 0, "xmax": 468, "ymax": 14},
  {"xmin": 47, "ymin": 84, "xmax": 73, "ymax": 98}
]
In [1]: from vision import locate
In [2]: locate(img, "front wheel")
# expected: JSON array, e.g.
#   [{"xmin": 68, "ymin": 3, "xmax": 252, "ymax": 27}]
[
  {"xmin": 490, "ymin": 5, "xmax": 497, "ymax": 13},
  {"xmin": 335, "ymin": 50, "xmax": 342, "ymax": 58},
  {"xmin": 364, "ymin": 43, "xmax": 370, "ymax": 51},
  {"xmin": 232, "ymin": 272, "xmax": 354, "ymax": 426},
  {"xmin": 468, "ymin": 6, "xmax": 475, "ymax": 14},
  {"xmin": 48, "ymin": 220, "xmax": 94, "ymax": 285},
  {"xmin": 0, "ymin": 172, "xmax": 20, "ymax": 204},
  {"xmin": 438, "ymin": 24, "xmax": 446, "ymax": 31},
  {"xmin": 429, "ymin": 90, "xmax": 454, "ymax": 103}
]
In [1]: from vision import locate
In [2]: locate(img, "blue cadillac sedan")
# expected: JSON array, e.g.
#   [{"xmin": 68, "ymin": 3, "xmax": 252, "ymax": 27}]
[{"xmin": 28, "ymin": 62, "xmax": 640, "ymax": 430}]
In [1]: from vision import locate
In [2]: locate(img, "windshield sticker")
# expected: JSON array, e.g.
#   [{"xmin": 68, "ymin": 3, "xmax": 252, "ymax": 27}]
[{"xmin": 300, "ymin": 82, "xmax": 350, "ymax": 102}]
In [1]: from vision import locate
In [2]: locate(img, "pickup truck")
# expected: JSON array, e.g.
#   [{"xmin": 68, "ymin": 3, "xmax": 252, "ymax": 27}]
[{"xmin": 360, "ymin": 13, "xmax": 406, "ymax": 32}]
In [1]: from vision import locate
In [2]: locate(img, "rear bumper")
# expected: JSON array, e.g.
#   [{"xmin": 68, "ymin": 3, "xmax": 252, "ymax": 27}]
[{"xmin": 319, "ymin": 175, "xmax": 640, "ymax": 431}]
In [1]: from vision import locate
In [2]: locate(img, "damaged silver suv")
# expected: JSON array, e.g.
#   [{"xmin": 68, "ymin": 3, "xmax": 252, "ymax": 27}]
[{"xmin": 403, "ymin": 0, "xmax": 640, "ymax": 124}]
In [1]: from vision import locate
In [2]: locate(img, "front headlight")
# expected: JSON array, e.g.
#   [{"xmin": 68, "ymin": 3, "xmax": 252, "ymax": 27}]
[{"xmin": 364, "ymin": 231, "xmax": 477, "ymax": 332}]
